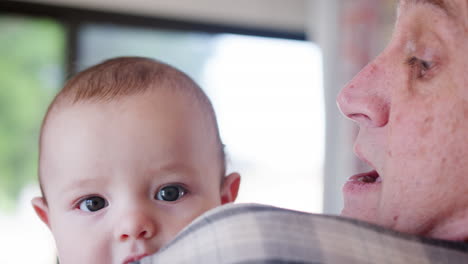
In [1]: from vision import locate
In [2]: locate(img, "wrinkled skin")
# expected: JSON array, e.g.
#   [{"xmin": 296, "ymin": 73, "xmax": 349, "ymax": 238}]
[{"xmin": 337, "ymin": 0, "xmax": 468, "ymax": 240}]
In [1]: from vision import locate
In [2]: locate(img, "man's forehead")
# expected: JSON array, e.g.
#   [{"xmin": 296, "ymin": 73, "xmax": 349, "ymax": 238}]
[{"xmin": 398, "ymin": 0, "xmax": 457, "ymax": 17}]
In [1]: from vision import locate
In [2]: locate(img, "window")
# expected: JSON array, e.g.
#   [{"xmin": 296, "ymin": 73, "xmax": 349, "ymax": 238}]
[
  {"xmin": 78, "ymin": 24, "xmax": 324, "ymax": 212},
  {"xmin": 204, "ymin": 34, "xmax": 324, "ymax": 212},
  {"xmin": 0, "ymin": 3, "xmax": 324, "ymax": 263}
]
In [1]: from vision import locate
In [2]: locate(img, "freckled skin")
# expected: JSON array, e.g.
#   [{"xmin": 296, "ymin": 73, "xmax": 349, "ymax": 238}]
[
  {"xmin": 337, "ymin": 0, "xmax": 468, "ymax": 240},
  {"xmin": 419, "ymin": 116, "xmax": 434, "ymax": 137}
]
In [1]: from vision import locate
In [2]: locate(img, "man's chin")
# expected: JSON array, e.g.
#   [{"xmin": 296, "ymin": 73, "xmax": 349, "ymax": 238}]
[
  {"xmin": 341, "ymin": 207, "xmax": 377, "ymax": 223},
  {"xmin": 341, "ymin": 192, "xmax": 381, "ymax": 225}
]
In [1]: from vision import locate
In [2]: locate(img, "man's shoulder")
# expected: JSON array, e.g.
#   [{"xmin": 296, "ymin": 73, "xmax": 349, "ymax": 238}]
[{"xmin": 140, "ymin": 203, "xmax": 468, "ymax": 263}]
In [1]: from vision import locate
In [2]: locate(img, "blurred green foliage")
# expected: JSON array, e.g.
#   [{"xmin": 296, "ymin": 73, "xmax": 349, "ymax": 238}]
[
  {"xmin": 0, "ymin": 15, "xmax": 64, "ymax": 211},
  {"xmin": 0, "ymin": 15, "xmax": 217, "ymax": 212}
]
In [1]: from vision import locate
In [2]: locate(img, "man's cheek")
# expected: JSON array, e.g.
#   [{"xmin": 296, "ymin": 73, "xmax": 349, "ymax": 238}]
[{"xmin": 388, "ymin": 114, "xmax": 431, "ymax": 158}]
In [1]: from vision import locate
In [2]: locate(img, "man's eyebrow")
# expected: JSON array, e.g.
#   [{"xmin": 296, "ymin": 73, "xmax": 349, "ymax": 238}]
[{"xmin": 400, "ymin": 0, "xmax": 452, "ymax": 16}]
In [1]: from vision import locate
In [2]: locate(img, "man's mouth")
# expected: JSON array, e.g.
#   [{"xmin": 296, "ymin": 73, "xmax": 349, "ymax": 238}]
[
  {"xmin": 123, "ymin": 253, "xmax": 150, "ymax": 264},
  {"xmin": 348, "ymin": 170, "xmax": 381, "ymax": 184},
  {"xmin": 343, "ymin": 170, "xmax": 382, "ymax": 194}
]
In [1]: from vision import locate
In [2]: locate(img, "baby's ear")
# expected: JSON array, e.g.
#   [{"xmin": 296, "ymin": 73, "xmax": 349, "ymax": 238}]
[
  {"xmin": 31, "ymin": 197, "xmax": 51, "ymax": 228},
  {"xmin": 220, "ymin": 172, "xmax": 241, "ymax": 204}
]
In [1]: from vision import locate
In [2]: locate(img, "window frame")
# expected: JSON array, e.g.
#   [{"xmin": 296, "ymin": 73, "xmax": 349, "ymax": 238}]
[{"xmin": 0, "ymin": 0, "xmax": 306, "ymax": 76}]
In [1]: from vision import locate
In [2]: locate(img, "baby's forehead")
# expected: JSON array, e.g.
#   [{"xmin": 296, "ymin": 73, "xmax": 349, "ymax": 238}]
[
  {"xmin": 38, "ymin": 58, "xmax": 225, "ymax": 198},
  {"xmin": 41, "ymin": 90, "xmax": 219, "ymax": 154},
  {"xmin": 39, "ymin": 90, "xmax": 223, "ymax": 184},
  {"xmin": 48, "ymin": 89, "xmax": 202, "ymax": 121}
]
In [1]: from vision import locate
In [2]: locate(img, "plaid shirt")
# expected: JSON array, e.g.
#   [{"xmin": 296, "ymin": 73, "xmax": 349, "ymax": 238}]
[{"xmin": 136, "ymin": 203, "xmax": 468, "ymax": 263}]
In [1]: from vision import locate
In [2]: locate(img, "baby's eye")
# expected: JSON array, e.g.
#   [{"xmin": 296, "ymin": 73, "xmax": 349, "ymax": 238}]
[
  {"xmin": 407, "ymin": 56, "xmax": 434, "ymax": 79},
  {"xmin": 156, "ymin": 185, "xmax": 186, "ymax": 202},
  {"xmin": 78, "ymin": 196, "xmax": 108, "ymax": 212}
]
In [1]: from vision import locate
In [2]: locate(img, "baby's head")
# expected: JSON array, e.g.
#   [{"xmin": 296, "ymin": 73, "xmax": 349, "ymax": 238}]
[{"xmin": 32, "ymin": 57, "xmax": 240, "ymax": 264}]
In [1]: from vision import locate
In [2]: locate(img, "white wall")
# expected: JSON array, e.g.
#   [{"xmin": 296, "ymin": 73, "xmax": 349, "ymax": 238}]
[
  {"xmin": 307, "ymin": 0, "xmax": 354, "ymax": 215},
  {"xmin": 18, "ymin": 0, "xmax": 308, "ymax": 33},
  {"xmin": 308, "ymin": 0, "xmax": 396, "ymax": 214}
]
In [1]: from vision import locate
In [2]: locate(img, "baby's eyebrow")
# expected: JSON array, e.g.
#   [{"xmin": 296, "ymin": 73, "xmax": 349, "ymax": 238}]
[{"xmin": 60, "ymin": 178, "xmax": 102, "ymax": 195}]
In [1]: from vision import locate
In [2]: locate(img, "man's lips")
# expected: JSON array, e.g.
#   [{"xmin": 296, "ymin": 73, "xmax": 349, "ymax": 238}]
[
  {"xmin": 348, "ymin": 170, "xmax": 381, "ymax": 184},
  {"xmin": 343, "ymin": 170, "xmax": 382, "ymax": 194},
  {"xmin": 123, "ymin": 253, "xmax": 150, "ymax": 264},
  {"xmin": 352, "ymin": 143, "xmax": 383, "ymax": 182}
]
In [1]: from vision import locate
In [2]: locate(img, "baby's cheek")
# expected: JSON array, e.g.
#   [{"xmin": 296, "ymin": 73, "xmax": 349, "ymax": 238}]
[{"xmin": 165, "ymin": 202, "xmax": 210, "ymax": 233}]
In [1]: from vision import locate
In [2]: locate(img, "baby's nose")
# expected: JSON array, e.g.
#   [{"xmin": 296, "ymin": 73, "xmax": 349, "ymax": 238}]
[{"xmin": 116, "ymin": 212, "xmax": 157, "ymax": 241}]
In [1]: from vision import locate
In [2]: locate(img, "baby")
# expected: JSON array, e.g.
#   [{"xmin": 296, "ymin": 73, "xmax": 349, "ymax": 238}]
[{"xmin": 31, "ymin": 57, "xmax": 241, "ymax": 264}]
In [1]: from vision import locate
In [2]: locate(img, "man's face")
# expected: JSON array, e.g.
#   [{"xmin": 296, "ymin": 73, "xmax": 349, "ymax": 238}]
[
  {"xmin": 33, "ymin": 91, "xmax": 239, "ymax": 264},
  {"xmin": 337, "ymin": 0, "xmax": 468, "ymax": 240}
]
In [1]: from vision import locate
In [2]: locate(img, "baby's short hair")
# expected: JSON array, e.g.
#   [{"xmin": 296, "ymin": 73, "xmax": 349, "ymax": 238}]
[{"xmin": 38, "ymin": 57, "xmax": 226, "ymax": 197}]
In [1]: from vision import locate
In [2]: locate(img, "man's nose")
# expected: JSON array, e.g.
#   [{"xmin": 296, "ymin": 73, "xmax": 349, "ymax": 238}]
[
  {"xmin": 115, "ymin": 211, "xmax": 157, "ymax": 242},
  {"xmin": 336, "ymin": 61, "xmax": 390, "ymax": 128}
]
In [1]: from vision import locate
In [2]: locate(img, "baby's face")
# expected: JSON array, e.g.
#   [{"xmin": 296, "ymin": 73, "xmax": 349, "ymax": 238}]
[{"xmin": 33, "ymin": 91, "xmax": 239, "ymax": 264}]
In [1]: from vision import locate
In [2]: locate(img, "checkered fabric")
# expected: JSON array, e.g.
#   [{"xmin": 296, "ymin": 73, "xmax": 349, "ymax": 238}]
[{"xmin": 135, "ymin": 203, "xmax": 468, "ymax": 263}]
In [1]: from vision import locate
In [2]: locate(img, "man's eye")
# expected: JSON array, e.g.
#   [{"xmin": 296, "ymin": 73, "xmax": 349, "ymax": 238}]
[
  {"xmin": 407, "ymin": 56, "xmax": 433, "ymax": 79},
  {"xmin": 156, "ymin": 185, "xmax": 186, "ymax": 202},
  {"xmin": 78, "ymin": 196, "xmax": 108, "ymax": 212}
]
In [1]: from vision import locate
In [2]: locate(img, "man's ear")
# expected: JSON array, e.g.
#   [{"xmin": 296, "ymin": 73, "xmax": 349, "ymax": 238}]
[
  {"xmin": 31, "ymin": 197, "xmax": 51, "ymax": 228},
  {"xmin": 220, "ymin": 172, "xmax": 241, "ymax": 204}
]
